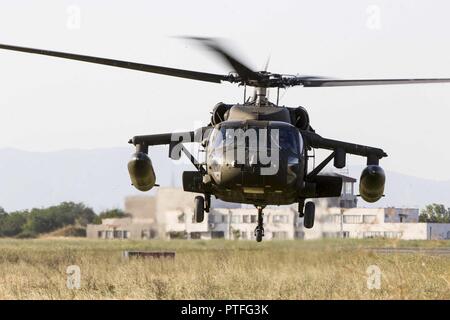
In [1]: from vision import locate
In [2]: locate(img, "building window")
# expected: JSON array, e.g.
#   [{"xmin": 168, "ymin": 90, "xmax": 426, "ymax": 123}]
[
  {"xmin": 363, "ymin": 215, "xmax": 377, "ymax": 224},
  {"xmin": 363, "ymin": 231, "xmax": 384, "ymax": 238},
  {"xmin": 178, "ymin": 213, "xmax": 185, "ymax": 223},
  {"xmin": 295, "ymin": 231, "xmax": 305, "ymax": 239},
  {"xmin": 272, "ymin": 231, "xmax": 288, "ymax": 240},
  {"xmin": 250, "ymin": 215, "xmax": 257, "ymax": 223},
  {"xmin": 322, "ymin": 232, "xmax": 339, "ymax": 238},
  {"xmin": 342, "ymin": 182, "xmax": 353, "ymax": 195},
  {"xmin": 211, "ymin": 231, "xmax": 224, "ymax": 239},
  {"xmin": 123, "ymin": 231, "xmax": 129, "ymax": 239},
  {"xmin": 141, "ymin": 229, "xmax": 154, "ymax": 239},
  {"xmin": 326, "ymin": 214, "xmax": 341, "ymax": 224},
  {"xmin": 114, "ymin": 230, "xmax": 122, "ymax": 239},
  {"xmin": 343, "ymin": 215, "xmax": 362, "ymax": 224},
  {"xmin": 241, "ymin": 231, "xmax": 248, "ymax": 240},
  {"xmin": 243, "ymin": 215, "xmax": 250, "ymax": 223},
  {"xmin": 209, "ymin": 214, "xmax": 222, "ymax": 224},
  {"xmin": 168, "ymin": 231, "xmax": 187, "ymax": 239},
  {"xmin": 384, "ymin": 231, "xmax": 402, "ymax": 239},
  {"xmin": 222, "ymin": 215, "xmax": 228, "ymax": 223},
  {"xmin": 190, "ymin": 232, "xmax": 201, "ymax": 239},
  {"xmin": 273, "ymin": 215, "xmax": 288, "ymax": 224},
  {"xmin": 336, "ymin": 215, "xmax": 343, "ymax": 224},
  {"xmin": 97, "ymin": 231, "xmax": 103, "ymax": 238},
  {"xmin": 106, "ymin": 230, "xmax": 113, "ymax": 239},
  {"xmin": 231, "ymin": 215, "xmax": 241, "ymax": 224},
  {"xmin": 340, "ymin": 200, "xmax": 355, "ymax": 208}
]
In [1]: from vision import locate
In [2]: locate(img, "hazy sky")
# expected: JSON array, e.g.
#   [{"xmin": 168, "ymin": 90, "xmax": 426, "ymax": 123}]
[{"xmin": 0, "ymin": 0, "xmax": 450, "ymax": 180}]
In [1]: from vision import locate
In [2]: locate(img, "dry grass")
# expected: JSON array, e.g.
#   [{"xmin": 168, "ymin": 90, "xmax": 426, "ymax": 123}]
[{"xmin": 0, "ymin": 238, "xmax": 448, "ymax": 299}]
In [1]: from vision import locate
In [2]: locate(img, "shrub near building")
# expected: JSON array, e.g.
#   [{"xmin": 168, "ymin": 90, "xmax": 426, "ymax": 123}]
[
  {"xmin": 419, "ymin": 204, "xmax": 450, "ymax": 223},
  {"xmin": 0, "ymin": 202, "xmax": 97, "ymax": 238}
]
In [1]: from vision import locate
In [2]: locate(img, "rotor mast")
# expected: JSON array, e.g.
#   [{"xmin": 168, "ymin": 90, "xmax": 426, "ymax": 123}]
[{"xmin": 254, "ymin": 87, "xmax": 269, "ymax": 107}]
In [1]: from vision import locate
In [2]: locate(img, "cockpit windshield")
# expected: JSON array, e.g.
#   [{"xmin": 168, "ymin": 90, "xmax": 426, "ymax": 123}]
[{"xmin": 210, "ymin": 121, "xmax": 303, "ymax": 155}]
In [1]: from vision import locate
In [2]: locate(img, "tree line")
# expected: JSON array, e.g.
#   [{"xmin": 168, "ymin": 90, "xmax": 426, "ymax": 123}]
[
  {"xmin": 419, "ymin": 204, "xmax": 450, "ymax": 223},
  {"xmin": 0, "ymin": 201, "xmax": 448, "ymax": 238},
  {"xmin": 0, "ymin": 202, "xmax": 128, "ymax": 238}
]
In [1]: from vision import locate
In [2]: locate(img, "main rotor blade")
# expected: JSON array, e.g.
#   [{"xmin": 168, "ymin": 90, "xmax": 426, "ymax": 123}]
[
  {"xmin": 263, "ymin": 55, "xmax": 271, "ymax": 72},
  {"xmin": 295, "ymin": 77, "xmax": 450, "ymax": 87},
  {"xmin": 0, "ymin": 43, "xmax": 233, "ymax": 84},
  {"xmin": 184, "ymin": 37, "xmax": 262, "ymax": 82}
]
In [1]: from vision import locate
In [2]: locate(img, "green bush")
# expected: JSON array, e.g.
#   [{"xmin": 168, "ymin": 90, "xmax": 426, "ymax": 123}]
[
  {"xmin": 15, "ymin": 230, "xmax": 37, "ymax": 239},
  {"xmin": 419, "ymin": 204, "xmax": 450, "ymax": 223},
  {"xmin": 0, "ymin": 202, "xmax": 98, "ymax": 237},
  {"xmin": 0, "ymin": 211, "xmax": 28, "ymax": 237}
]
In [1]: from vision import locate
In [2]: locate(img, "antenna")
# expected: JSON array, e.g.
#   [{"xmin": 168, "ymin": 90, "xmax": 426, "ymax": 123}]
[{"xmin": 276, "ymin": 87, "xmax": 280, "ymax": 106}]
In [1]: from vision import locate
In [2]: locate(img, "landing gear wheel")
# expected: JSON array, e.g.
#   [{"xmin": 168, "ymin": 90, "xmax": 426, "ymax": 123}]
[
  {"xmin": 194, "ymin": 196, "xmax": 205, "ymax": 223},
  {"xmin": 255, "ymin": 226, "xmax": 264, "ymax": 242},
  {"xmin": 303, "ymin": 201, "xmax": 315, "ymax": 229}
]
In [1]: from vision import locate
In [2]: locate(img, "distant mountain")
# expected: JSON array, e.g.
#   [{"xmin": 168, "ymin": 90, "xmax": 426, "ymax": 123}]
[
  {"xmin": 347, "ymin": 165, "xmax": 450, "ymax": 209},
  {"xmin": 0, "ymin": 146, "xmax": 191, "ymax": 212},
  {"xmin": 0, "ymin": 147, "xmax": 448, "ymax": 212}
]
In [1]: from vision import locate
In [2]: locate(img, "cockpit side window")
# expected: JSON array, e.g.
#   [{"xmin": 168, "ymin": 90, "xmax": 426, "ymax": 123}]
[
  {"xmin": 298, "ymin": 132, "xmax": 304, "ymax": 155},
  {"xmin": 268, "ymin": 125, "xmax": 302, "ymax": 156},
  {"xmin": 210, "ymin": 128, "xmax": 224, "ymax": 149}
]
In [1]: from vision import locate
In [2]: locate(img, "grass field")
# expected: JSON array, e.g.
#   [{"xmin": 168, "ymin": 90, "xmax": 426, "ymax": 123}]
[{"xmin": 0, "ymin": 238, "xmax": 448, "ymax": 299}]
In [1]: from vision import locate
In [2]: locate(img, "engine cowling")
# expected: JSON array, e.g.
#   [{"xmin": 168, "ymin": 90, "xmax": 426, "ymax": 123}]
[
  {"xmin": 359, "ymin": 165, "xmax": 385, "ymax": 203},
  {"xmin": 127, "ymin": 152, "xmax": 156, "ymax": 191},
  {"xmin": 293, "ymin": 106, "xmax": 310, "ymax": 130},
  {"xmin": 211, "ymin": 102, "xmax": 232, "ymax": 126}
]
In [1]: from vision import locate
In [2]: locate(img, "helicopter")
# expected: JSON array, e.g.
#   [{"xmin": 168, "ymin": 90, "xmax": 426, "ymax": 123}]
[{"xmin": 1, "ymin": 37, "xmax": 450, "ymax": 242}]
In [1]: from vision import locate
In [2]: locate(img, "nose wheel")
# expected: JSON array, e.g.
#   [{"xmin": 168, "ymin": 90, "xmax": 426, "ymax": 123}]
[{"xmin": 254, "ymin": 206, "xmax": 265, "ymax": 242}]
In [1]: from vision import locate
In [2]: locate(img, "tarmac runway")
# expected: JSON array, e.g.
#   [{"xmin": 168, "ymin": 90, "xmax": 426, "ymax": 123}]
[{"xmin": 368, "ymin": 247, "xmax": 450, "ymax": 255}]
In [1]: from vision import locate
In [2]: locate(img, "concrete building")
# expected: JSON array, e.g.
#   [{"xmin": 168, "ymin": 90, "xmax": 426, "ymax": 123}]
[
  {"xmin": 87, "ymin": 176, "xmax": 450, "ymax": 241},
  {"xmin": 301, "ymin": 207, "xmax": 449, "ymax": 240},
  {"xmin": 167, "ymin": 207, "xmax": 297, "ymax": 240},
  {"xmin": 86, "ymin": 195, "xmax": 157, "ymax": 240}
]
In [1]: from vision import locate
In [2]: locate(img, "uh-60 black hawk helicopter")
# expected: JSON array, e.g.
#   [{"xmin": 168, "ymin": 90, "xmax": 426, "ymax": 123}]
[{"xmin": 1, "ymin": 38, "xmax": 450, "ymax": 242}]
